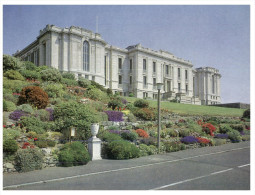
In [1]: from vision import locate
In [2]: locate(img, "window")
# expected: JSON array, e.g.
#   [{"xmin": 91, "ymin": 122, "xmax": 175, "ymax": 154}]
[
  {"xmin": 143, "ymin": 76, "xmax": 147, "ymax": 87},
  {"xmin": 153, "ymin": 62, "xmax": 156, "ymax": 73},
  {"xmin": 83, "ymin": 41, "xmax": 90, "ymax": 71},
  {"xmin": 178, "ymin": 68, "xmax": 181, "ymax": 78},
  {"xmin": 78, "ymin": 74, "xmax": 82, "ymax": 78},
  {"xmin": 118, "ymin": 58, "xmax": 122, "ymax": 69},
  {"xmin": 166, "ymin": 65, "xmax": 169, "ymax": 75},
  {"xmin": 143, "ymin": 92, "xmax": 148, "ymax": 99},
  {"xmin": 185, "ymin": 70, "xmax": 188, "ymax": 80},
  {"xmin": 119, "ymin": 75, "xmax": 122, "ymax": 84},
  {"xmin": 85, "ymin": 75, "xmax": 89, "ymax": 79},
  {"xmin": 130, "ymin": 59, "xmax": 132, "ymax": 70},
  {"xmin": 186, "ymin": 84, "xmax": 188, "ymax": 94},
  {"xmin": 178, "ymin": 83, "xmax": 181, "ymax": 92},
  {"xmin": 143, "ymin": 59, "xmax": 146, "ymax": 70},
  {"xmin": 92, "ymin": 76, "xmax": 95, "ymax": 81},
  {"xmin": 153, "ymin": 78, "xmax": 156, "ymax": 87},
  {"xmin": 212, "ymin": 75, "xmax": 215, "ymax": 94},
  {"xmin": 130, "ymin": 76, "xmax": 132, "ymax": 85}
]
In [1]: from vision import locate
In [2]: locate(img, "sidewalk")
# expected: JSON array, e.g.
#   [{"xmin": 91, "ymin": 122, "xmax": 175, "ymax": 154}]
[{"xmin": 3, "ymin": 141, "xmax": 250, "ymax": 189}]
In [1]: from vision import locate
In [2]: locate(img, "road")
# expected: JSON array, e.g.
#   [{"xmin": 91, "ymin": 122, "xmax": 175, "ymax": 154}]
[{"xmin": 3, "ymin": 141, "xmax": 250, "ymax": 190}]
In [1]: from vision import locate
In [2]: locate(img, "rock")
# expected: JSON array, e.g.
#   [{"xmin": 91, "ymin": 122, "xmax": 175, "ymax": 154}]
[
  {"xmin": 5, "ymin": 163, "xmax": 14, "ymax": 169},
  {"xmin": 41, "ymin": 148, "xmax": 51, "ymax": 155}
]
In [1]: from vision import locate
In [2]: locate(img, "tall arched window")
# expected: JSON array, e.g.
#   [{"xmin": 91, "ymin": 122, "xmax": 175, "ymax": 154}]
[{"xmin": 83, "ymin": 41, "xmax": 90, "ymax": 71}]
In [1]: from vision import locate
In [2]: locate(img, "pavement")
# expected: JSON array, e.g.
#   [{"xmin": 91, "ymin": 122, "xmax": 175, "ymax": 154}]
[{"xmin": 3, "ymin": 141, "xmax": 250, "ymax": 190}]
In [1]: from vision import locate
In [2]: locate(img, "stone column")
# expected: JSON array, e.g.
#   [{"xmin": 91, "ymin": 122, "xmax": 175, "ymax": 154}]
[{"xmin": 88, "ymin": 124, "xmax": 102, "ymax": 161}]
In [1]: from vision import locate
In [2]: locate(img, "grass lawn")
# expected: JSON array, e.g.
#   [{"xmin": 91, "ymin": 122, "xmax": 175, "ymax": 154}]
[{"xmin": 125, "ymin": 97, "xmax": 245, "ymax": 117}]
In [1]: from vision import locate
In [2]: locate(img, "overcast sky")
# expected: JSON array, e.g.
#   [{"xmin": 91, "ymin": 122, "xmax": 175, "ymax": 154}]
[{"xmin": 3, "ymin": 5, "xmax": 250, "ymax": 104}]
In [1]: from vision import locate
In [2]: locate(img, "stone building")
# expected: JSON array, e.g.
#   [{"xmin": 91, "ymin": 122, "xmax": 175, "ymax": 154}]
[{"xmin": 13, "ymin": 24, "xmax": 221, "ymax": 105}]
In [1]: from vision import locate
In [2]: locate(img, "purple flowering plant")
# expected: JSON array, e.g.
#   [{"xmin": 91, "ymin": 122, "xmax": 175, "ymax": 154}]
[
  {"xmin": 180, "ymin": 136, "xmax": 198, "ymax": 144},
  {"xmin": 214, "ymin": 134, "xmax": 229, "ymax": 139},
  {"xmin": 105, "ymin": 111, "xmax": 124, "ymax": 122},
  {"xmin": 9, "ymin": 110, "xmax": 28, "ymax": 121}
]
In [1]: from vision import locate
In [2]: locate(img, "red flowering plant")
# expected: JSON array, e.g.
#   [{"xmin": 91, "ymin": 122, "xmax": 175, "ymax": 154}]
[
  {"xmin": 22, "ymin": 142, "xmax": 35, "ymax": 149},
  {"xmin": 202, "ymin": 123, "xmax": 216, "ymax": 136},
  {"xmin": 245, "ymin": 125, "xmax": 250, "ymax": 130},
  {"xmin": 135, "ymin": 129, "xmax": 149, "ymax": 138},
  {"xmin": 197, "ymin": 120, "xmax": 204, "ymax": 126},
  {"xmin": 196, "ymin": 137, "xmax": 211, "ymax": 146}
]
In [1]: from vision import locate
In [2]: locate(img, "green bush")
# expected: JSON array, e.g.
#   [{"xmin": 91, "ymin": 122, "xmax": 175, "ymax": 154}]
[
  {"xmin": 100, "ymin": 132, "xmax": 123, "ymax": 142},
  {"xmin": 18, "ymin": 86, "xmax": 49, "ymax": 109},
  {"xmin": 133, "ymin": 108, "xmax": 156, "ymax": 121},
  {"xmin": 227, "ymin": 130, "xmax": 242, "ymax": 143},
  {"xmin": 3, "ymin": 139, "xmax": 19, "ymax": 154},
  {"xmin": 20, "ymin": 116, "xmax": 46, "ymax": 134},
  {"xmin": 3, "ymin": 77, "xmax": 29, "ymax": 93},
  {"xmin": 3, "ymin": 128, "xmax": 21, "ymax": 140},
  {"xmin": 214, "ymin": 138, "xmax": 227, "ymax": 146},
  {"xmin": 4, "ymin": 70, "xmax": 25, "ymax": 81},
  {"xmin": 242, "ymin": 109, "xmax": 250, "ymax": 119},
  {"xmin": 106, "ymin": 88, "xmax": 113, "ymax": 96},
  {"xmin": 163, "ymin": 141, "xmax": 186, "ymax": 153},
  {"xmin": 179, "ymin": 129, "xmax": 190, "ymax": 137},
  {"xmin": 35, "ymin": 140, "xmax": 48, "ymax": 148},
  {"xmin": 108, "ymin": 96, "xmax": 124, "ymax": 110},
  {"xmin": 20, "ymin": 69, "xmax": 40, "ymax": 80},
  {"xmin": 3, "ymin": 100, "xmax": 16, "ymax": 112},
  {"xmin": 78, "ymin": 77, "xmax": 91, "ymax": 88},
  {"xmin": 3, "ymin": 92, "xmax": 18, "ymax": 104},
  {"xmin": 219, "ymin": 124, "xmax": 233, "ymax": 134},
  {"xmin": 22, "ymin": 61, "xmax": 38, "ymax": 71},
  {"xmin": 3, "ymin": 55, "xmax": 22, "ymax": 72},
  {"xmin": 40, "ymin": 68, "xmax": 62, "ymax": 82},
  {"xmin": 58, "ymin": 142, "xmax": 91, "ymax": 167},
  {"xmin": 121, "ymin": 131, "xmax": 138, "ymax": 142},
  {"xmin": 166, "ymin": 129, "xmax": 179, "ymax": 137},
  {"xmin": 61, "ymin": 78, "xmax": 78, "ymax": 86},
  {"xmin": 41, "ymin": 82, "xmax": 65, "ymax": 98},
  {"xmin": 16, "ymin": 104, "xmax": 34, "ymax": 114},
  {"xmin": 139, "ymin": 144, "xmax": 157, "ymax": 156},
  {"xmin": 86, "ymin": 88, "xmax": 109, "ymax": 103},
  {"xmin": 15, "ymin": 148, "xmax": 44, "ymax": 172},
  {"xmin": 54, "ymin": 101, "xmax": 100, "ymax": 141},
  {"xmin": 47, "ymin": 140, "xmax": 56, "ymax": 147},
  {"xmin": 105, "ymin": 140, "xmax": 140, "ymax": 160},
  {"xmin": 62, "ymin": 72, "xmax": 76, "ymax": 80},
  {"xmin": 34, "ymin": 109, "xmax": 50, "ymax": 121},
  {"xmin": 127, "ymin": 113, "xmax": 137, "ymax": 122},
  {"xmin": 230, "ymin": 124, "xmax": 244, "ymax": 132},
  {"xmin": 134, "ymin": 99, "xmax": 149, "ymax": 108},
  {"xmin": 90, "ymin": 80, "xmax": 107, "ymax": 92},
  {"xmin": 242, "ymin": 135, "xmax": 250, "ymax": 141}
]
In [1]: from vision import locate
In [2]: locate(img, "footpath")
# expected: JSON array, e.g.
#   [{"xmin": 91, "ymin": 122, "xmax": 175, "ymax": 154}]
[{"xmin": 3, "ymin": 141, "xmax": 250, "ymax": 190}]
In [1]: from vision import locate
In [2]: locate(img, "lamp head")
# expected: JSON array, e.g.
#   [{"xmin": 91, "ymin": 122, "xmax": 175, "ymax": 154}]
[{"xmin": 156, "ymin": 83, "xmax": 164, "ymax": 90}]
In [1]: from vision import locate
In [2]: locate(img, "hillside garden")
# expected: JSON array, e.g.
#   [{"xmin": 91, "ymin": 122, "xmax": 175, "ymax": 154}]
[{"xmin": 2, "ymin": 54, "xmax": 251, "ymax": 173}]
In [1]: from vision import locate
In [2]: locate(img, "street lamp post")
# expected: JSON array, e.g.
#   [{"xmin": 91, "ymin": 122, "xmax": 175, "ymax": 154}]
[{"xmin": 157, "ymin": 83, "xmax": 164, "ymax": 152}]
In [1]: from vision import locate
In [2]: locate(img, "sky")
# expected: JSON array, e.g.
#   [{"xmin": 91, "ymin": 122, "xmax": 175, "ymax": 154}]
[{"xmin": 2, "ymin": 5, "xmax": 250, "ymax": 104}]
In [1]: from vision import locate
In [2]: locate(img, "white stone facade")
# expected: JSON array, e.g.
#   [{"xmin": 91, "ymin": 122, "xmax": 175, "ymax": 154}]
[{"xmin": 14, "ymin": 24, "xmax": 221, "ymax": 105}]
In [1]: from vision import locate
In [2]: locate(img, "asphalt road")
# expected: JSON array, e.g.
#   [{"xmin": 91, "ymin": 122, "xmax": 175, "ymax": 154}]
[{"xmin": 3, "ymin": 141, "xmax": 250, "ymax": 190}]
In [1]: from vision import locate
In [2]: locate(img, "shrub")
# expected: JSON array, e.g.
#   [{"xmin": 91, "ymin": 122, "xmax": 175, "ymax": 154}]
[
  {"xmin": 20, "ymin": 116, "xmax": 46, "ymax": 134},
  {"xmin": 3, "ymin": 139, "xmax": 19, "ymax": 154},
  {"xmin": 47, "ymin": 140, "xmax": 56, "ymax": 147},
  {"xmin": 163, "ymin": 141, "xmax": 186, "ymax": 152},
  {"xmin": 127, "ymin": 113, "xmax": 137, "ymax": 122},
  {"xmin": 3, "ymin": 128, "xmax": 21, "ymax": 140},
  {"xmin": 106, "ymin": 88, "xmax": 113, "ymax": 96},
  {"xmin": 135, "ymin": 129, "xmax": 149, "ymax": 138},
  {"xmin": 214, "ymin": 138, "xmax": 227, "ymax": 146},
  {"xmin": 140, "ymin": 137, "xmax": 157, "ymax": 146},
  {"xmin": 214, "ymin": 134, "xmax": 229, "ymax": 139},
  {"xmin": 61, "ymin": 78, "xmax": 78, "ymax": 86},
  {"xmin": 227, "ymin": 130, "xmax": 242, "ymax": 143},
  {"xmin": 4, "ymin": 70, "xmax": 25, "ymax": 81},
  {"xmin": 129, "ymin": 93, "xmax": 134, "ymax": 97},
  {"xmin": 18, "ymin": 86, "xmax": 49, "ymax": 109},
  {"xmin": 41, "ymin": 82, "xmax": 64, "ymax": 98},
  {"xmin": 20, "ymin": 69, "xmax": 40, "ymax": 80},
  {"xmin": 16, "ymin": 104, "xmax": 34, "ymax": 114},
  {"xmin": 242, "ymin": 135, "xmax": 250, "ymax": 141},
  {"xmin": 3, "ymin": 92, "xmax": 18, "ymax": 104},
  {"xmin": 78, "ymin": 77, "xmax": 91, "ymax": 88},
  {"xmin": 15, "ymin": 148, "xmax": 44, "ymax": 172},
  {"xmin": 242, "ymin": 109, "xmax": 250, "ymax": 119},
  {"xmin": 54, "ymin": 101, "xmax": 100, "ymax": 141},
  {"xmin": 40, "ymin": 68, "xmax": 62, "ymax": 82},
  {"xmin": 3, "ymin": 100, "xmax": 16, "ymax": 112},
  {"xmin": 179, "ymin": 129, "xmax": 190, "ymax": 137},
  {"xmin": 46, "ymin": 108, "xmax": 54, "ymax": 121},
  {"xmin": 196, "ymin": 137, "xmax": 211, "ymax": 146},
  {"xmin": 100, "ymin": 132, "xmax": 123, "ymax": 142},
  {"xmin": 90, "ymin": 80, "xmax": 107, "ymax": 92},
  {"xmin": 166, "ymin": 129, "xmax": 179, "ymax": 137},
  {"xmin": 105, "ymin": 140, "xmax": 140, "ymax": 159},
  {"xmin": 180, "ymin": 136, "xmax": 198, "ymax": 144},
  {"xmin": 22, "ymin": 61, "xmax": 37, "ymax": 71},
  {"xmin": 86, "ymin": 88, "xmax": 109, "ymax": 103},
  {"xmin": 58, "ymin": 142, "xmax": 91, "ymax": 167},
  {"xmin": 202, "ymin": 123, "xmax": 216, "ymax": 136},
  {"xmin": 134, "ymin": 99, "xmax": 149, "ymax": 108},
  {"xmin": 133, "ymin": 108, "xmax": 156, "ymax": 121},
  {"xmin": 62, "ymin": 72, "xmax": 75, "ymax": 80},
  {"xmin": 35, "ymin": 140, "xmax": 48, "ymax": 148},
  {"xmin": 104, "ymin": 111, "xmax": 123, "ymax": 122},
  {"xmin": 121, "ymin": 131, "xmax": 138, "ymax": 142},
  {"xmin": 230, "ymin": 124, "xmax": 244, "ymax": 132},
  {"xmin": 3, "ymin": 77, "xmax": 29, "ymax": 93},
  {"xmin": 9, "ymin": 110, "xmax": 28, "ymax": 121},
  {"xmin": 108, "ymin": 96, "xmax": 124, "ymax": 110},
  {"xmin": 3, "ymin": 54, "xmax": 22, "ymax": 72},
  {"xmin": 139, "ymin": 144, "xmax": 157, "ymax": 156},
  {"xmin": 219, "ymin": 124, "xmax": 233, "ymax": 134}
]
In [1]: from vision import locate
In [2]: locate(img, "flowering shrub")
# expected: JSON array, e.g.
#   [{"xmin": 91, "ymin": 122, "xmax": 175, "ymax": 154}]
[
  {"xmin": 22, "ymin": 142, "xmax": 35, "ymax": 149},
  {"xmin": 180, "ymin": 136, "xmax": 198, "ymax": 144},
  {"xmin": 202, "ymin": 123, "xmax": 216, "ymax": 136},
  {"xmin": 105, "ymin": 111, "xmax": 124, "ymax": 122},
  {"xmin": 197, "ymin": 120, "xmax": 204, "ymax": 126},
  {"xmin": 214, "ymin": 134, "xmax": 229, "ymax": 139},
  {"xmin": 133, "ymin": 108, "xmax": 156, "ymax": 121},
  {"xmin": 9, "ymin": 110, "xmax": 28, "ymax": 121},
  {"xmin": 46, "ymin": 108, "xmax": 54, "ymax": 121},
  {"xmin": 135, "ymin": 129, "xmax": 149, "ymax": 138},
  {"xmin": 196, "ymin": 137, "xmax": 211, "ymax": 145},
  {"xmin": 246, "ymin": 125, "xmax": 250, "ymax": 130},
  {"xmin": 121, "ymin": 98, "xmax": 128, "ymax": 105}
]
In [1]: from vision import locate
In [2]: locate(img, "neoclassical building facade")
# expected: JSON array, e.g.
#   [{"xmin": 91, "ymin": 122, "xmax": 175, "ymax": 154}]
[{"xmin": 14, "ymin": 24, "xmax": 221, "ymax": 105}]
